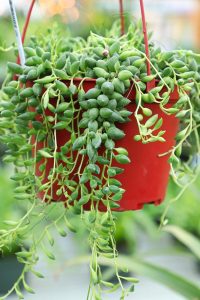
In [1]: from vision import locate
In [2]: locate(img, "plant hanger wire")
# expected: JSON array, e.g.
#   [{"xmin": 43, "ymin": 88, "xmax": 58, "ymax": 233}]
[{"xmin": 8, "ymin": 0, "xmax": 26, "ymax": 66}]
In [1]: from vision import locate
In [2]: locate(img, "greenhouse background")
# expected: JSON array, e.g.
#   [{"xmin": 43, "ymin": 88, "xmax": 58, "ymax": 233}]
[{"xmin": 0, "ymin": 1, "xmax": 200, "ymax": 299}]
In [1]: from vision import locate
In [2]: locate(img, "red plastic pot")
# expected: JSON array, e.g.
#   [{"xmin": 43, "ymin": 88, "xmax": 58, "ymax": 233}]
[
  {"xmin": 31, "ymin": 79, "xmax": 179, "ymax": 211},
  {"xmin": 16, "ymin": 0, "xmax": 178, "ymax": 211}
]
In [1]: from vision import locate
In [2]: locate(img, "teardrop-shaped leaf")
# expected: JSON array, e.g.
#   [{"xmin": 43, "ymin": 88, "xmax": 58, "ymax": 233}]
[
  {"xmin": 42, "ymin": 244, "xmax": 55, "ymax": 260},
  {"xmin": 43, "ymin": 91, "xmax": 49, "ymax": 109},
  {"xmin": 145, "ymin": 114, "xmax": 158, "ymax": 128},
  {"xmin": 92, "ymin": 134, "xmax": 102, "ymax": 149},
  {"xmin": 38, "ymin": 150, "xmax": 53, "ymax": 158}
]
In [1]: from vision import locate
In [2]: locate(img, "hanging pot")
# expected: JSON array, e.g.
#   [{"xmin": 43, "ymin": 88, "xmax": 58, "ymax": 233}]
[
  {"xmin": 0, "ymin": 248, "xmax": 28, "ymax": 295},
  {"xmin": 17, "ymin": 0, "xmax": 180, "ymax": 211}
]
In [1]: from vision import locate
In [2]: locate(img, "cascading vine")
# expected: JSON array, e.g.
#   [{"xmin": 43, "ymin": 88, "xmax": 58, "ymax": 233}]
[{"xmin": 0, "ymin": 22, "xmax": 199, "ymax": 300}]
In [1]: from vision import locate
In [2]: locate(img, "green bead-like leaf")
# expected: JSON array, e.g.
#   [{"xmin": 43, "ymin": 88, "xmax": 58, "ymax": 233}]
[
  {"xmin": 72, "ymin": 136, "xmax": 86, "ymax": 150},
  {"xmin": 115, "ymin": 154, "xmax": 131, "ymax": 164}
]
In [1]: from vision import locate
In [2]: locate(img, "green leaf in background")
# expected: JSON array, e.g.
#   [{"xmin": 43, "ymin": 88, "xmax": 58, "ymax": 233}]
[
  {"xmin": 65, "ymin": 254, "xmax": 200, "ymax": 299},
  {"xmin": 126, "ymin": 258, "xmax": 200, "ymax": 300},
  {"xmin": 164, "ymin": 225, "xmax": 200, "ymax": 261}
]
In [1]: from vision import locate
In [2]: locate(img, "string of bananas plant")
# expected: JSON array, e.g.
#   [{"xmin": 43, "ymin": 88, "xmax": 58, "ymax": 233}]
[{"xmin": 0, "ymin": 21, "xmax": 199, "ymax": 300}]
